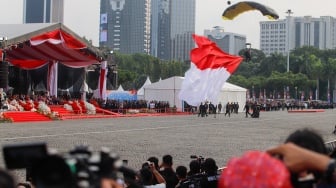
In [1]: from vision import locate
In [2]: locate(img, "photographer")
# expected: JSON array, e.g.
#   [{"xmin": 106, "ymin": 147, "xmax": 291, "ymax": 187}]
[
  {"xmin": 0, "ymin": 168, "xmax": 15, "ymax": 188},
  {"xmin": 140, "ymin": 162, "xmax": 166, "ymax": 188},
  {"xmin": 184, "ymin": 156, "xmax": 204, "ymax": 188},
  {"xmin": 187, "ymin": 160, "xmax": 201, "ymax": 177},
  {"xmin": 2, "ymin": 143, "xmax": 140, "ymax": 188},
  {"xmin": 175, "ymin": 166, "xmax": 188, "ymax": 188},
  {"xmin": 199, "ymin": 158, "xmax": 220, "ymax": 188},
  {"xmin": 159, "ymin": 155, "xmax": 178, "ymax": 188}
]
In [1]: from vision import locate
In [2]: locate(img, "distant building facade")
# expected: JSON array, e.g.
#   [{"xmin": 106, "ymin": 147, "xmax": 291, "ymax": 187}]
[
  {"xmin": 23, "ymin": 0, "xmax": 64, "ymax": 23},
  {"xmin": 169, "ymin": 0, "xmax": 195, "ymax": 62},
  {"xmin": 100, "ymin": 0, "xmax": 195, "ymax": 61},
  {"xmin": 260, "ymin": 16, "xmax": 336, "ymax": 55},
  {"xmin": 100, "ymin": 0, "xmax": 151, "ymax": 54},
  {"xmin": 204, "ymin": 26, "xmax": 246, "ymax": 55},
  {"xmin": 150, "ymin": 0, "xmax": 171, "ymax": 60}
]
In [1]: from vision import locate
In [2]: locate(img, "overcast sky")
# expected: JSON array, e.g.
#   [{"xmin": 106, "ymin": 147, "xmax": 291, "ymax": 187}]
[{"xmin": 1, "ymin": 0, "xmax": 335, "ymax": 48}]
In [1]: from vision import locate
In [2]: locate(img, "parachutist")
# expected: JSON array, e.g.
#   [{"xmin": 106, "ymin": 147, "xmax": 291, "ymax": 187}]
[{"xmin": 222, "ymin": 1, "xmax": 279, "ymax": 20}]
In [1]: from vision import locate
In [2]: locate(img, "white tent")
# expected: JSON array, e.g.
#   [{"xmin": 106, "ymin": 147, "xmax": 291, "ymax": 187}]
[
  {"xmin": 117, "ymin": 85, "xmax": 124, "ymax": 91},
  {"xmin": 143, "ymin": 76, "xmax": 247, "ymax": 112},
  {"xmin": 217, "ymin": 82, "xmax": 247, "ymax": 113},
  {"xmin": 137, "ymin": 76, "xmax": 152, "ymax": 100}
]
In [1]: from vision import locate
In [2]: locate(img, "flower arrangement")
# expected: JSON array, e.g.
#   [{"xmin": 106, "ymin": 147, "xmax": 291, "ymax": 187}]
[
  {"xmin": 9, "ymin": 99, "xmax": 24, "ymax": 111},
  {"xmin": 64, "ymin": 103, "xmax": 73, "ymax": 111},
  {"xmin": 0, "ymin": 112, "xmax": 12, "ymax": 123},
  {"xmin": 84, "ymin": 101, "xmax": 96, "ymax": 114},
  {"xmin": 128, "ymin": 109, "xmax": 139, "ymax": 114},
  {"xmin": 37, "ymin": 101, "xmax": 51, "ymax": 115},
  {"xmin": 48, "ymin": 111, "xmax": 60, "ymax": 120}
]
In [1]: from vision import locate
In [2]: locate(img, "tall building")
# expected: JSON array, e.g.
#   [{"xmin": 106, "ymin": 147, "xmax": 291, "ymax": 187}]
[
  {"xmin": 260, "ymin": 16, "xmax": 336, "ymax": 55},
  {"xmin": 100, "ymin": 0, "xmax": 151, "ymax": 55},
  {"xmin": 204, "ymin": 26, "xmax": 246, "ymax": 55},
  {"xmin": 169, "ymin": 0, "xmax": 195, "ymax": 62},
  {"xmin": 23, "ymin": 0, "xmax": 64, "ymax": 23},
  {"xmin": 150, "ymin": 0, "xmax": 170, "ymax": 60},
  {"xmin": 100, "ymin": 0, "xmax": 195, "ymax": 61}
]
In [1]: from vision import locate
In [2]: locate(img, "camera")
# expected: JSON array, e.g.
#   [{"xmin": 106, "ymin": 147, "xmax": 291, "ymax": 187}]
[
  {"xmin": 3, "ymin": 142, "xmax": 137, "ymax": 188},
  {"xmin": 141, "ymin": 161, "xmax": 154, "ymax": 170},
  {"xmin": 190, "ymin": 155, "xmax": 205, "ymax": 171}
]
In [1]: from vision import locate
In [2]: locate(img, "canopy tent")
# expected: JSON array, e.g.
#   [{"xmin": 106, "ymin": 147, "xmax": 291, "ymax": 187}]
[
  {"xmin": 137, "ymin": 76, "xmax": 152, "ymax": 100},
  {"xmin": 0, "ymin": 23, "xmax": 103, "ymax": 97},
  {"xmin": 117, "ymin": 85, "xmax": 125, "ymax": 92},
  {"xmin": 143, "ymin": 76, "xmax": 247, "ymax": 112},
  {"xmin": 107, "ymin": 90, "xmax": 137, "ymax": 101}
]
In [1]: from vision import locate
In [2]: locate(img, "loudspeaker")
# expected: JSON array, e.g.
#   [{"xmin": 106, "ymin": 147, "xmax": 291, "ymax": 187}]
[{"xmin": 0, "ymin": 61, "xmax": 8, "ymax": 88}]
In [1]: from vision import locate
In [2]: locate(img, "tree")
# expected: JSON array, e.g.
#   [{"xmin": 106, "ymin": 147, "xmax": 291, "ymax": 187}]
[
  {"xmin": 310, "ymin": 56, "xmax": 323, "ymax": 100},
  {"xmin": 258, "ymin": 52, "xmax": 286, "ymax": 76}
]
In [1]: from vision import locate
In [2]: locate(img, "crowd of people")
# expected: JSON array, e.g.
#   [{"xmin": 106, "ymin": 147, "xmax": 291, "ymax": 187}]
[
  {"xmin": 0, "ymin": 128, "xmax": 336, "ymax": 188},
  {"xmin": 190, "ymin": 98, "xmax": 334, "ymax": 120},
  {"xmin": 195, "ymin": 101, "xmax": 262, "ymax": 119},
  {"xmin": 0, "ymin": 90, "xmax": 172, "ymax": 116}
]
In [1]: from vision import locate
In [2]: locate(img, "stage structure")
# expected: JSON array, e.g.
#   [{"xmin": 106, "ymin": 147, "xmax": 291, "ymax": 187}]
[{"xmin": 0, "ymin": 23, "xmax": 106, "ymax": 99}]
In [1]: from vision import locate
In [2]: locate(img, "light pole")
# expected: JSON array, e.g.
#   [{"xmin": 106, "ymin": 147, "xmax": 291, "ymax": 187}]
[
  {"xmin": 245, "ymin": 43, "xmax": 251, "ymax": 62},
  {"xmin": 252, "ymin": 85, "xmax": 255, "ymax": 101},
  {"xmin": 295, "ymin": 86, "xmax": 298, "ymax": 100},
  {"xmin": 0, "ymin": 37, "xmax": 8, "ymax": 90},
  {"xmin": 286, "ymin": 9, "xmax": 293, "ymax": 72},
  {"xmin": 108, "ymin": 50, "xmax": 118, "ymax": 89}
]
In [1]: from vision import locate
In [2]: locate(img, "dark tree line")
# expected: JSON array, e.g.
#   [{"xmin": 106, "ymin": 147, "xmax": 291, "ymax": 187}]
[{"xmin": 233, "ymin": 46, "xmax": 336, "ymax": 101}]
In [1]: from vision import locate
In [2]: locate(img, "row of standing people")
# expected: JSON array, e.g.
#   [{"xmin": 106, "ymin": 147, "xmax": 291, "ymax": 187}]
[{"xmin": 198, "ymin": 102, "xmax": 240, "ymax": 117}]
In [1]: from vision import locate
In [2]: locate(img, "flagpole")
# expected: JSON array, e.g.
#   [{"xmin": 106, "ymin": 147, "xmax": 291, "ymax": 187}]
[{"xmin": 286, "ymin": 9, "xmax": 293, "ymax": 72}]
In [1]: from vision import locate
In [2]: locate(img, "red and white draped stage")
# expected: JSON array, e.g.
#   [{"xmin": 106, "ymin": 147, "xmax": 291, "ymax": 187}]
[{"xmin": 0, "ymin": 23, "xmax": 106, "ymax": 99}]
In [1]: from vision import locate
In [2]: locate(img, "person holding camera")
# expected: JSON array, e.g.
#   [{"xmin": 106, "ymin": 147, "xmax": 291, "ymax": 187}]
[
  {"xmin": 159, "ymin": 155, "xmax": 179, "ymax": 188},
  {"xmin": 200, "ymin": 158, "xmax": 220, "ymax": 188},
  {"xmin": 140, "ymin": 161, "xmax": 166, "ymax": 188},
  {"xmin": 175, "ymin": 166, "xmax": 189, "ymax": 188},
  {"xmin": 187, "ymin": 160, "xmax": 201, "ymax": 177}
]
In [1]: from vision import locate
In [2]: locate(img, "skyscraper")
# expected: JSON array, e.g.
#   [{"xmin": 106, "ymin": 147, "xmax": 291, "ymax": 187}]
[
  {"xmin": 23, "ymin": 0, "xmax": 64, "ymax": 23},
  {"xmin": 169, "ymin": 0, "xmax": 195, "ymax": 62},
  {"xmin": 101, "ymin": 0, "xmax": 195, "ymax": 61},
  {"xmin": 100, "ymin": 0, "xmax": 151, "ymax": 54},
  {"xmin": 150, "ymin": 0, "xmax": 170, "ymax": 60}
]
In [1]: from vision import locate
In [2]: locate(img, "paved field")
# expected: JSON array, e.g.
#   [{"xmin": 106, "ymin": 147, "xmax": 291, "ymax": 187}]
[{"xmin": 0, "ymin": 109, "xmax": 335, "ymax": 182}]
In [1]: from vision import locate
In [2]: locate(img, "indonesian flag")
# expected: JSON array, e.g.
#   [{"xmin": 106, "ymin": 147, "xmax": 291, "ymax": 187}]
[
  {"xmin": 98, "ymin": 61, "xmax": 108, "ymax": 100},
  {"xmin": 179, "ymin": 34, "xmax": 243, "ymax": 106},
  {"xmin": 0, "ymin": 49, "xmax": 3, "ymax": 61}
]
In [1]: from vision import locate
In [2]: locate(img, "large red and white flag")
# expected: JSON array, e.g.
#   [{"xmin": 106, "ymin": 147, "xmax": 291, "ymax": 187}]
[{"xmin": 179, "ymin": 34, "xmax": 243, "ymax": 106}]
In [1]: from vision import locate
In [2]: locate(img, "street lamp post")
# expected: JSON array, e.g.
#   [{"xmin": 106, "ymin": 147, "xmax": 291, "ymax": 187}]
[
  {"xmin": 108, "ymin": 50, "xmax": 118, "ymax": 89},
  {"xmin": 252, "ymin": 85, "xmax": 255, "ymax": 101},
  {"xmin": 245, "ymin": 43, "xmax": 251, "ymax": 62},
  {"xmin": 0, "ymin": 37, "xmax": 8, "ymax": 90},
  {"xmin": 286, "ymin": 9, "xmax": 293, "ymax": 72}
]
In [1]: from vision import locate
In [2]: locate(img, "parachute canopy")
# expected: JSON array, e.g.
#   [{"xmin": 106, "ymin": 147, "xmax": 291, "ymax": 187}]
[{"xmin": 222, "ymin": 1, "xmax": 279, "ymax": 20}]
